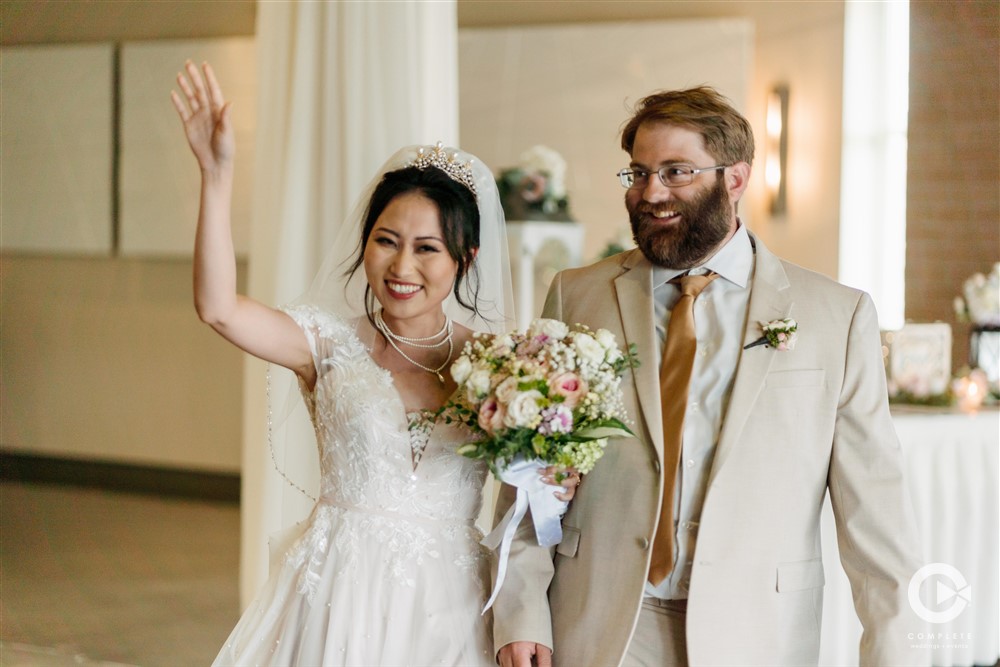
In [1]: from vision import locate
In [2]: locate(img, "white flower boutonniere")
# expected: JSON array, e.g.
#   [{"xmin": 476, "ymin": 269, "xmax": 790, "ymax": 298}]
[{"xmin": 744, "ymin": 318, "xmax": 798, "ymax": 351}]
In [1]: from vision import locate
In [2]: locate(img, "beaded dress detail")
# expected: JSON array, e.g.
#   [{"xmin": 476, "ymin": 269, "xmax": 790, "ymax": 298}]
[{"xmin": 213, "ymin": 306, "xmax": 492, "ymax": 667}]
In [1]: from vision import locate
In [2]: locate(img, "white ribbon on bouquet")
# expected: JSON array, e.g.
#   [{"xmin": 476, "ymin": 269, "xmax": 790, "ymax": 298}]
[{"xmin": 480, "ymin": 456, "xmax": 569, "ymax": 613}]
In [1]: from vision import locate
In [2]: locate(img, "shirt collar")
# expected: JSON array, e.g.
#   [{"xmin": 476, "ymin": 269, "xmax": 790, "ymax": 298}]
[{"xmin": 651, "ymin": 221, "xmax": 753, "ymax": 289}]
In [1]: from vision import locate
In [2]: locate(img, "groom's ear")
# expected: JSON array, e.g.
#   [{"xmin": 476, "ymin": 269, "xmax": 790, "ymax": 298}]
[{"xmin": 726, "ymin": 162, "xmax": 751, "ymax": 203}]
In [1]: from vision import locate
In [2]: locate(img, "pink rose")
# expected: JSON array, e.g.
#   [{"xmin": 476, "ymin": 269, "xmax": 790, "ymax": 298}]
[
  {"xmin": 776, "ymin": 331, "xmax": 798, "ymax": 352},
  {"xmin": 517, "ymin": 336, "xmax": 546, "ymax": 357},
  {"xmin": 550, "ymin": 372, "xmax": 588, "ymax": 408},
  {"xmin": 478, "ymin": 398, "xmax": 506, "ymax": 435}
]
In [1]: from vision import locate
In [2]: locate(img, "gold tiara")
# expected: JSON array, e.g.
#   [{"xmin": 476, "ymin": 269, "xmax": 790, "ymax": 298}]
[{"xmin": 409, "ymin": 142, "xmax": 478, "ymax": 197}]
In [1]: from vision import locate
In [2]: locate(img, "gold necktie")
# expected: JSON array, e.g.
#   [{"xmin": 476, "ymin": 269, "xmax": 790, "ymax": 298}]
[{"xmin": 648, "ymin": 271, "xmax": 718, "ymax": 586}]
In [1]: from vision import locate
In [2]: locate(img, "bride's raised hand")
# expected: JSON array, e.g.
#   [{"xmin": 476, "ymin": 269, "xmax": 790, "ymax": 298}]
[{"xmin": 170, "ymin": 60, "xmax": 234, "ymax": 175}]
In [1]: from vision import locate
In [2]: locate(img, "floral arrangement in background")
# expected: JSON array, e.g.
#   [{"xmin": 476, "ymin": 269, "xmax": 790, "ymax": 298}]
[
  {"xmin": 882, "ymin": 263, "xmax": 1000, "ymax": 409},
  {"xmin": 887, "ymin": 374, "xmax": 954, "ymax": 407},
  {"xmin": 953, "ymin": 263, "xmax": 1000, "ymax": 400},
  {"xmin": 496, "ymin": 145, "xmax": 573, "ymax": 222},
  {"xmin": 954, "ymin": 263, "xmax": 1000, "ymax": 327}
]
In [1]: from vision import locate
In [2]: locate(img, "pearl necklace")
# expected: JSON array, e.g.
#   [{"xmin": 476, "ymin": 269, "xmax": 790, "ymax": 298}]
[
  {"xmin": 375, "ymin": 310, "xmax": 454, "ymax": 383},
  {"xmin": 374, "ymin": 310, "xmax": 452, "ymax": 348}
]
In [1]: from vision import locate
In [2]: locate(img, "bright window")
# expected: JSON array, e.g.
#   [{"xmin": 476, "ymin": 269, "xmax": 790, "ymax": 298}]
[{"xmin": 839, "ymin": 0, "xmax": 909, "ymax": 330}]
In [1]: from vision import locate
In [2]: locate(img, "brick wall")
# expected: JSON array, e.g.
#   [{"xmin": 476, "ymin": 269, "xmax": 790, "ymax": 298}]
[{"xmin": 906, "ymin": 0, "xmax": 999, "ymax": 370}]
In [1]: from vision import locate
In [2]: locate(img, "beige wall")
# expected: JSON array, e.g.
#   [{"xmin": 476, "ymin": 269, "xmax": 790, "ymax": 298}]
[
  {"xmin": 0, "ymin": 0, "xmax": 256, "ymax": 44},
  {"xmin": 458, "ymin": 1, "xmax": 846, "ymax": 280},
  {"xmin": 1, "ymin": 1, "xmax": 254, "ymax": 471},
  {"xmin": 458, "ymin": 19, "xmax": 755, "ymax": 267},
  {"xmin": 1, "ymin": 256, "xmax": 246, "ymax": 472}
]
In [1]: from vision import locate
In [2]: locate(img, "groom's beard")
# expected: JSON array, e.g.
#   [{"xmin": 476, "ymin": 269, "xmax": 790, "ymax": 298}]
[{"xmin": 627, "ymin": 176, "xmax": 732, "ymax": 269}]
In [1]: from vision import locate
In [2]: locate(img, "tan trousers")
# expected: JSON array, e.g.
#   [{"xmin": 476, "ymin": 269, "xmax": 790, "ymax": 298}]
[{"xmin": 622, "ymin": 598, "xmax": 688, "ymax": 667}]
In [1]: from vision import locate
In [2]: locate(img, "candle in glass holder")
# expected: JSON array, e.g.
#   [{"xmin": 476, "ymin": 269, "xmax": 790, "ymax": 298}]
[{"xmin": 952, "ymin": 370, "xmax": 988, "ymax": 412}]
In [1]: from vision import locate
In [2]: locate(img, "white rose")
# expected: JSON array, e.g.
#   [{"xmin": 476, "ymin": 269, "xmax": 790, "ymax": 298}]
[
  {"xmin": 503, "ymin": 390, "xmax": 544, "ymax": 429},
  {"xmin": 594, "ymin": 329, "xmax": 622, "ymax": 362},
  {"xmin": 572, "ymin": 332, "xmax": 606, "ymax": 365},
  {"xmin": 450, "ymin": 355, "xmax": 473, "ymax": 385},
  {"xmin": 518, "ymin": 145, "xmax": 567, "ymax": 199},
  {"xmin": 594, "ymin": 328, "xmax": 616, "ymax": 350},
  {"xmin": 528, "ymin": 318, "xmax": 569, "ymax": 340},
  {"xmin": 963, "ymin": 268, "xmax": 1000, "ymax": 324},
  {"xmin": 494, "ymin": 376, "xmax": 521, "ymax": 403},
  {"xmin": 467, "ymin": 368, "xmax": 492, "ymax": 400},
  {"xmin": 491, "ymin": 335, "xmax": 516, "ymax": 355}
]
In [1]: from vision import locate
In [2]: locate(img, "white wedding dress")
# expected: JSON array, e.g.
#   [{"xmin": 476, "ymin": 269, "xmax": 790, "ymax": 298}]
[{"xmin": 213, "ymin": 306, "xmax": 494, "ymax": 666}]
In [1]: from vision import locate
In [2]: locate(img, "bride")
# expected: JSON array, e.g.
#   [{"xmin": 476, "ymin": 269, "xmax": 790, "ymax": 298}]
[{"xmin": 171, "ymin": 61, "xmax": 578, "ymax": 665}]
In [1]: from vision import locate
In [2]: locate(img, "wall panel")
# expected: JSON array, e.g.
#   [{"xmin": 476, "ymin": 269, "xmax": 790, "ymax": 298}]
[
  {"xmin": 119, "ymin": 38, "xmax": 256, "ymax": 257},
  {"xmin": 459, "ymin": 19, "xmax": 753, "ymax": 264},
  {"xmin": 1, "ymin": 44, "xmax": 114, "ymax": 255}
]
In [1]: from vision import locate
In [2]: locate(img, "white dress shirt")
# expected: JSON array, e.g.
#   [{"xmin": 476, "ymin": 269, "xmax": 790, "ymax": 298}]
[{"xmin": 644, "ymin": 222, "xmax": 755, "ymax": 600}]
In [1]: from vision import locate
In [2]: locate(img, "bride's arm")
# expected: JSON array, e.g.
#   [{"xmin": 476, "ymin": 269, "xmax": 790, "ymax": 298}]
[{"xmin": 172, "ymin": 60, "xmax": 315, "ymax": 386}]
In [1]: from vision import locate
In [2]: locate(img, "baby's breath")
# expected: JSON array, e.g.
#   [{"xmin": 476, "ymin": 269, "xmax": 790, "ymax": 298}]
[{"xmin": 444, "ymin": 318, "xmax": 638, "ymax": 477}]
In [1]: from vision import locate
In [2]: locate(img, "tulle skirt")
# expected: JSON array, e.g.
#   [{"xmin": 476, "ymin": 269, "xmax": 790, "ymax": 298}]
[{"xmin": 213, "ymin": 504, "xmax": 494, "ymax": 667}]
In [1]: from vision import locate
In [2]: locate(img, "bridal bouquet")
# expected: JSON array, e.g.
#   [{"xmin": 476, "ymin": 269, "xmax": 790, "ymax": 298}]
[
  {"xmin": 444, "ymin": 318, "xmax": 637, "ymax": 611},
  {"xmin": 447, "ymin": 317, "xmax": 635, "ymax": 476}
]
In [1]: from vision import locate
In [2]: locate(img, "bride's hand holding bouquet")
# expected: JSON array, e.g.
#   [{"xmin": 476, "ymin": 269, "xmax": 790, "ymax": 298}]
[{"xmin": 444, "ymin": 318, "xmax": 638, "ymax": 610}]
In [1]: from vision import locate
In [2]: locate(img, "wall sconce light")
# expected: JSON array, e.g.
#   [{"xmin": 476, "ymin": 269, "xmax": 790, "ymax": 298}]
[{"xmin": 765, "ymin": 85, "xmax": 789, "ymax": 216}]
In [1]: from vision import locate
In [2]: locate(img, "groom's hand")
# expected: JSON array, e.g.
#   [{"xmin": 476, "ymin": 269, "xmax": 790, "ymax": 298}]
[{"xmin": 499, "ymin": 641, "xmax": 552, "ymax": 667}]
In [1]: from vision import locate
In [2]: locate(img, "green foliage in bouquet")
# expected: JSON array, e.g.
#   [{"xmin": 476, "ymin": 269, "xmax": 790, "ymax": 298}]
[{"xmin": 443, "ymin": 319, "xmax": 638, "ymax": 476}]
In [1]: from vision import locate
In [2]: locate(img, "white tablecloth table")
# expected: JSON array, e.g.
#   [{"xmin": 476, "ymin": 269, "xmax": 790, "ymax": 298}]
[{"xmin": 819, "ymin": 408, "xmax": 999, "ymax": 667}]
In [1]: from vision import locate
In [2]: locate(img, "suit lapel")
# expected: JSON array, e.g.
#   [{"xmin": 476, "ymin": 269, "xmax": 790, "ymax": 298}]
[
  {"xmin": 614, "ymin": 250, "xmax": 664, "ymax": 458},
  {"xmin": 710, "ymin": 234, "xmax": 793, "ymax": 480}
]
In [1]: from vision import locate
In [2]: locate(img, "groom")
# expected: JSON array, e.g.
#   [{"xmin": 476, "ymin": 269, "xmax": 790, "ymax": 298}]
[{"xmin": 493, "ymin": 87, "xmax": 925, "ymax": 666}]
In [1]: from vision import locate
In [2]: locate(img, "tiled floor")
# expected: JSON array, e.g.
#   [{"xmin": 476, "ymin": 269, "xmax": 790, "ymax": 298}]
[{"xmin": 1, "ymin": 481, "xmax": 240, "ymax": 666}]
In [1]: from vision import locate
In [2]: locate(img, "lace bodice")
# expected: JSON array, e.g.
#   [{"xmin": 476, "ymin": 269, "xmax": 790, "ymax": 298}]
[
  {"xmin": 278, "ymin": 305, "xmax": 489, "ymax": 596},
  {"xmin": 284, "ymin": 305, "xmax": 486, "ymax": 518},
  {"xmin": 406, "ymin": 410, "xmax": 436, "ymax": 469}
]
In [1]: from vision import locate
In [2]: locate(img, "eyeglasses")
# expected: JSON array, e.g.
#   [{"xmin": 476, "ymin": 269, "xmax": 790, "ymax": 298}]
[{"xmin": 617, "ymin": 164, "xmax": 727, "ymax": 189}]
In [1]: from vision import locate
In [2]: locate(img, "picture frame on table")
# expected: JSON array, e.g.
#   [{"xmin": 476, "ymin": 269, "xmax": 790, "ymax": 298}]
[{"xmin": 883, "ymin": 323, "xmax": 952, "ymax": 399}]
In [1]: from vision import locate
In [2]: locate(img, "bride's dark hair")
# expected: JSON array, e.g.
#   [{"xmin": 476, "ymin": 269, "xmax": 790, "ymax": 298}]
[{"xmin": 343, "ymin": 165, "xmax": 483, "ymax": 329}]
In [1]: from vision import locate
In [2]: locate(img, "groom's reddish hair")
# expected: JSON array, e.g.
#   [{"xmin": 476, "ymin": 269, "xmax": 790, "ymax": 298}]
[{"xmin": 620, "ymin": 86, "xmax": 755, "ymax": 167}]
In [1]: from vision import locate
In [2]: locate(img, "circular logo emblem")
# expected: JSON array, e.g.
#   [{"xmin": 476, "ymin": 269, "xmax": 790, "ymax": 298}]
[{"xmin": 908, "ymin": 563, "xmax": 971, "ymax": 624}]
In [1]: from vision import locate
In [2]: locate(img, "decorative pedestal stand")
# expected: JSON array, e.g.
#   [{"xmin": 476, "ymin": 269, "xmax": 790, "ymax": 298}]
[{"xmin": 506, "ymin": 221, "xmax": 584, "ymax": 330}]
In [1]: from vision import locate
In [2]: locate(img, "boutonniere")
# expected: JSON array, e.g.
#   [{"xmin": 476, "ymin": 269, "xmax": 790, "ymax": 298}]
[{"xmin": 744, "ymin": 318, "xmax": 798, "ymax": 351}]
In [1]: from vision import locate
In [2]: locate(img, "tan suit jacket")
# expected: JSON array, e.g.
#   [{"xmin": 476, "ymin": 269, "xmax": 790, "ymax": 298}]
[{"xmin": 492, "ymin": 234, "xmax": 925, "ymax": 666}]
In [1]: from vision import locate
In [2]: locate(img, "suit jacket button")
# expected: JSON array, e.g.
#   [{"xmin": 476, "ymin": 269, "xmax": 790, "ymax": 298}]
[
  {"xmin": 652, "ymin": 459, "xmax": 661, "ymax": 474},
  {"xmin": 639, "ymin": 537, "xmax": 650, "ymax": 550}
]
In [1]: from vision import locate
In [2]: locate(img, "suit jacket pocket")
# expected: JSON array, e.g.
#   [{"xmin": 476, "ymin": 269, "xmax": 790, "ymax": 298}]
[
  {"xmin": 776, "ymin": 558, "xmax": 825, "ymax": 592},
  {"xmin": 555, "ymin": 525, "xmax": 580, "ymax": 558},
  {"xmin": 764, "ymin": 369, "xmax": 825, "ymax": 389}
]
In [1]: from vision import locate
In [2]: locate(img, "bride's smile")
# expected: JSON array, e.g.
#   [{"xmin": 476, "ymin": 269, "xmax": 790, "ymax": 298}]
[{"xmin": 364, "ymin": 191, "xmax": 459, "ymax": 336}]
